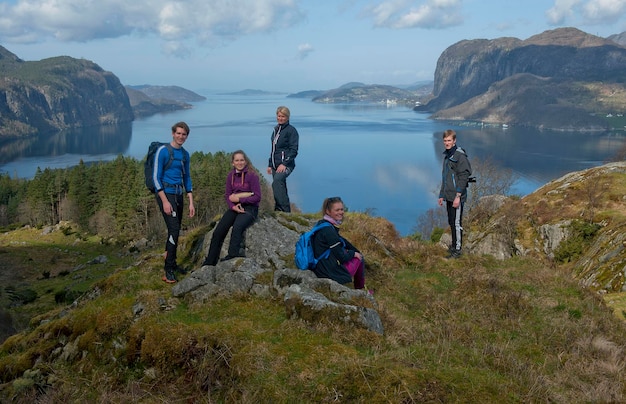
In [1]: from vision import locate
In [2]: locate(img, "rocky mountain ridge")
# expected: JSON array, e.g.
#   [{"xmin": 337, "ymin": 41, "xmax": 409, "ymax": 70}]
[
  {"xmin": 421, "ymin": 27, "xmax": 626, "ymax": 130},
  {"xmin": 0, "ymin": 47, "xmax": 206, "ymax": 137},
  {"xmin": 0, "ymin": 47, "xmax": 134, "ymax": 139}
]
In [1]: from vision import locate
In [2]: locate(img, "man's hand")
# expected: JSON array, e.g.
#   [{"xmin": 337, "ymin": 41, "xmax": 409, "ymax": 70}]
[{"xmin": 453, "ymin": 195, "xmax": 460, "ymax": 208}]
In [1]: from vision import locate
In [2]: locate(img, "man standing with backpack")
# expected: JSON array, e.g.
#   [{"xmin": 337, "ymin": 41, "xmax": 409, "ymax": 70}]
[{"xmin": 152, "ymin": 121, "xmax": 195, "ymax": 283}]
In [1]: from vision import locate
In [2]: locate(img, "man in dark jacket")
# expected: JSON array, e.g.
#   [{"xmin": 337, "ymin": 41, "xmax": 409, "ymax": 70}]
[
  {"xmin": 267, "ymin": 106, "xmax": 299, "ymax": 212},
  {"xmin": 438, "ymin": 129, "xmax": 472, "ymax": 258}
]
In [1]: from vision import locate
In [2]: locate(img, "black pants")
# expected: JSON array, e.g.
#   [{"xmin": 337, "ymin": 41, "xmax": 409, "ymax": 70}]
[
  {"xmin": 157, "ymin": 193, "xmax": 184, "ymax": 272},
  {"xmin": 271, "ymin": 168, "xmax": 292, "ymax": 212},
  {"xmin": 446, "ymin": 200, "xmax": 464, "ymax": 251},
  {"xmin": 203, "ymin": 206, "xmax": 258, "ymax": 266}
]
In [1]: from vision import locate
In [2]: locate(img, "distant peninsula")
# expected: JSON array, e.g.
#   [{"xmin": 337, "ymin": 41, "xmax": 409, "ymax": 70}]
[{"xmin": 125, "ymin": 85, "xmax": 206, "ymax": 118}]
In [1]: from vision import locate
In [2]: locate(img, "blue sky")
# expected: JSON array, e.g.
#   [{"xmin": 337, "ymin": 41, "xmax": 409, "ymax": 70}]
[{"xmin": 1, "ymin": 0, "xmax": 625, "ymax": 93}]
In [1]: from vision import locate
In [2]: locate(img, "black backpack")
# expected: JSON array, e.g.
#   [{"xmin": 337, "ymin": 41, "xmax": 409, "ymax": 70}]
[{"xmin": 144, "ymin": 142, "xmax": 176, "ymax": 193}]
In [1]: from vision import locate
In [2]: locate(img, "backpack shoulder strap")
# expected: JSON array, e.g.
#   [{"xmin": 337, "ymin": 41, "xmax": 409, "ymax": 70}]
[
  {"xmin": 312, "ymin": 221, "xmax": 335, "ymax": 262},
  {"xmin": 312, "ymin": 221, "xmax": 332, "ymax": 232},
  {"xmin": 163, "ymin": 143, "xmax": 175, "ymax": 171}
]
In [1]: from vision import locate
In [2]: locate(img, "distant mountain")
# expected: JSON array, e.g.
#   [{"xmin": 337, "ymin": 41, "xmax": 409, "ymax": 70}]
[
  {"xmin": 395, "ymin": 81, "xmax": 434, "ymax": 94},
  {"xmin": 421, "ymin": 27, "xmax": 626, "ymax": 130},
  {"xmin": 608, "ymin": 31, "xmax": 626, "ymax": 46},
  {"xmin": 311, "ymin": 84, "xmax": 419, "ymax": 104},
  {"xmin": 287, "ymin": 81, "xmax": 432, "ymax": 102},
  {"xmin": 337, "ymin": 82, "xmax": 366, "ymax": 89},
  {"xmin": 124, "ymin": 85, "xmax": 206, "ymax": 117},
  {"xmin": 127, "ymin": 85, "xmax": 206, "ymax": 103},
  {"xmin": 287, "ymin": 90, "xmax": 325, "ymax": 99},
  {"xmin": 124, "ymin": 87, "xmax": 193, "ymax": 118},
  {"xmin": 0, "ymin": 46, "xmax": 133, "ymax": 138}
]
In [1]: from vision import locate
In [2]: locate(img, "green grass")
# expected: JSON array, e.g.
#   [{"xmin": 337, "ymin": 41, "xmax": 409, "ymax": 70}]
[{"xmin": 1, "ymin": 221, "xmax": 626, "ymax": 402}]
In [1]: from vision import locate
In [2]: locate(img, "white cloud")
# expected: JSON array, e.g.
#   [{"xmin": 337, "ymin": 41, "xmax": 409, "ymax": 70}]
[
  {"xmin": 547, "ymin": 0, "xmax": 626, "ymax": 25},
  {"xmin": 374, "ymin": 163, "xmax": 436, "ymax": 194},
  {"xmin": 365, "ymin": 0, "xmax": 464, "ymax": 29},
  {"xmin": 0, "ymin": 0, "xmax": 304, "ymax": 46},
  {"xmin": 546, "ymin": 0, "xmax": 582, "ymax": 24},
  {"xmin": 582, "ymin": 0, "xmax": 626, "ymax": 23},
  {"xmin": 297, "ymin": 43, "xmax": 314, "ymax": 60}
]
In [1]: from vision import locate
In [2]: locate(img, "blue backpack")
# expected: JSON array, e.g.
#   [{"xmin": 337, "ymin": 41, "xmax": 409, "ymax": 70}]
[
  {"xmin": 295, "ymin": 222, "xmax": 340, "ymax": 270},
  {"xmin": 144, "ymin": 142, "xmax": 186, "ymax": 193}
]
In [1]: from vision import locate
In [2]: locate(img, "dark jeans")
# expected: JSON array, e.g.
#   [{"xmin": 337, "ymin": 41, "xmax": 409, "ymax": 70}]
[
  {"xmin": 445, "ymin": 200, "xmax": 464, "ymax": 251},
  {"xmin": 203, "ymin": 206, "xmax": 258, "ymax": 266},
  {"xmin": 271, "ymin": 168, "xmax": 292, "ymax": 212},
  {"xmin": 157, "ymin": 193, "xmax": 184, "ymax": 272}
]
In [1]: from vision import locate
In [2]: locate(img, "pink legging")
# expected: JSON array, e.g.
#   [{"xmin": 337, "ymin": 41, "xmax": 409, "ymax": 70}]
[{"xmin": 343, "ymin": 257, "xmax": 365, "ymax": 289}]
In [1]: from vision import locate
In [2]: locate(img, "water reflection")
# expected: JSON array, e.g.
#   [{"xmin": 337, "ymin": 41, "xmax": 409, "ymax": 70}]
[
  {"xmin": 436, "ymin": 126, "xmax": 626, "ymax": 185},
  {"xmin": 0, "ymin": 123, "xmax": 132, "ymax": 174}
]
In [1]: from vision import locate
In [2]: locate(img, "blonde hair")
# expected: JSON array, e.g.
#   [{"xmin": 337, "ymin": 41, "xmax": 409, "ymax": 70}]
[{"xmin": 276, "ymin": 106, "xmax": 291, "ymax": 119}]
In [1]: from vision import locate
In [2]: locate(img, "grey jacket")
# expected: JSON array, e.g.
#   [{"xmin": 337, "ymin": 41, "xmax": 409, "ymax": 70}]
[{"xmin": 439, "ymin": 145, "xmax": 472, "ymax": 202}]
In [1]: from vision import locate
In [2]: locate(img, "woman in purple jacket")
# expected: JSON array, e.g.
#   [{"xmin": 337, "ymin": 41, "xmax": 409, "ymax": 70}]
[{"xmin": 202, "ymin": 150, "xmax": 262, "ymax": 265}]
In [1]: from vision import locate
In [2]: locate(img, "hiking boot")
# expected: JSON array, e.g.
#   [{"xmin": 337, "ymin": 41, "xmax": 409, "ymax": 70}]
[
  {"xmin": 162, "ymin": 271, "xmax": 177, "ymax": 284},
  {"xmin": 445, "ymin": 249, "xmax": 462, "ymax": 259},
  {"xmin": 174, "ymin": 265, "xmax": 188, "ymax": 275}
]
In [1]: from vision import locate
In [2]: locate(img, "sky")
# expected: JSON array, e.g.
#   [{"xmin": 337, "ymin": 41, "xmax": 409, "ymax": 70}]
[{"xmin": 1, "ymin": 0, "xmax": 626, "ymax": 93}]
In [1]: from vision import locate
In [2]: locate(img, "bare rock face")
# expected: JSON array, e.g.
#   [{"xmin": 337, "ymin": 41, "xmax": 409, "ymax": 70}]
[
  {"xmin": 422, "ymin": 28, "xmax": 626, "ymax": 129},
  {"xmin": 0, "ymin": 47, "xmax": 134, "ymax": 138},
  {"xmin": 174, "ymin": 215, "xmax": 384, "ymax": 335}
]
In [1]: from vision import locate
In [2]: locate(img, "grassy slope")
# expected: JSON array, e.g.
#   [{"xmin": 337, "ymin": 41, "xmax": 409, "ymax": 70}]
[{"xmin": 1, "ymin": 215, "xmax": 626, "ymax": 402}]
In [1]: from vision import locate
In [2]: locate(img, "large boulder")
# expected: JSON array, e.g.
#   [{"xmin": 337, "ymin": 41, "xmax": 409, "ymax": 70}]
[{"xmin": 176, "ymin": 215, "xmax": 384, "ymax": 334}]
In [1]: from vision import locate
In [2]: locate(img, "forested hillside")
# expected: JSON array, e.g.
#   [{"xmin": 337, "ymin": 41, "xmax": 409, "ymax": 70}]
[{"xmin": 0, "ymin": 152, "xmax": 271, "ymax": 239}]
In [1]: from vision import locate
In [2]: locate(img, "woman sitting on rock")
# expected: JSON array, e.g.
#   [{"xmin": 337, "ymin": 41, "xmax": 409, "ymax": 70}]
[
  {"xmin": 311, "ymin": 196, "xmax": 367, "ymax": 291},
  {"xmin": 202, "ymin": 150, "xmax": 261, "ymax": 265}
]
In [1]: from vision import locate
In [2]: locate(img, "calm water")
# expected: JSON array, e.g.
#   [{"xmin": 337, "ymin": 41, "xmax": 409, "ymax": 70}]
[{"xmin": 1, "ymin": 93, "xmax": 625, "ymax": 235}]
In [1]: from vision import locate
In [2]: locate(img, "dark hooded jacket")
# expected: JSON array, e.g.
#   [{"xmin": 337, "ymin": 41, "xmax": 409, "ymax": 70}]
[
  {"xmin": 439, "ymin": 145, "xmax": 472, "ymax": 203},
  {"xmin": 268, "ymin": 121, "xmax": 299, "ymax": 170},
  {"xmin": 311, "ymin": 219, "xmax": 360, "ymax": 285}
]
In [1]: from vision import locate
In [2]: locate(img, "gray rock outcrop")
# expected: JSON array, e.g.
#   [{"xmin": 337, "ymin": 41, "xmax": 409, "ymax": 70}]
[{"xmin": 174, "ymin": 215, "xmax": 384, "ymax": 334}]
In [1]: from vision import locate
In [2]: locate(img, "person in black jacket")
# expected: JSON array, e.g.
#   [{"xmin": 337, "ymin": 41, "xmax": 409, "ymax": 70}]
[
  {"xmin": 311, "ymin": 197, "xmax": 366, "ymax": 290},
  {"xmin": 438, "ymin": 129, "xmax": 472, "ymax": 258},
  {"xmin": 267, "ymin": 106, "xmax": 299, "ymax": 212}
]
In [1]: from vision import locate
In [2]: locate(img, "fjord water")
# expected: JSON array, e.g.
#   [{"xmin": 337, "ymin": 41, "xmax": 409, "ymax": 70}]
[{"xmin": 1, "ymin": 92, "xmax": 625, "ymax": 235}]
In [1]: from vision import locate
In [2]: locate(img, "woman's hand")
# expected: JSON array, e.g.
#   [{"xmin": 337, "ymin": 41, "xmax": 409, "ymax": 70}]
[
  {"xmin": 232, "ymin": 203, "xmax": 245, "ymax": 213},
  {"xmin": 354, "ymin": 252, "xmax": 363, "ymax": 261},
  {"xmin": 276, "ymin": 164, "xmax": 287, "ymax": 173},
  {"xmin": 229, "ymin": 194, "xmax": 240, "ymax": 203}
]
